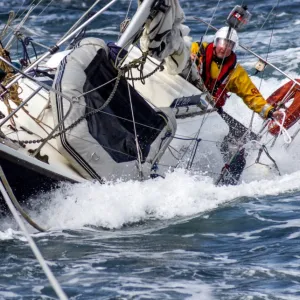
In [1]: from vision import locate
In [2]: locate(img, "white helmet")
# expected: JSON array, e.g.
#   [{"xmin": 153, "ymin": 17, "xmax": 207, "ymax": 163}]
[{"xmin": 213, "ymin": 26, "xmax": 239, "ymax": 52}]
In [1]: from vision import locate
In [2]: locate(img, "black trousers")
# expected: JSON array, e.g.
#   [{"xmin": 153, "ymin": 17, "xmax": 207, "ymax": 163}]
[{"xmin": 218, "ymin": 134, "xmax": 246, "ymax": 185}]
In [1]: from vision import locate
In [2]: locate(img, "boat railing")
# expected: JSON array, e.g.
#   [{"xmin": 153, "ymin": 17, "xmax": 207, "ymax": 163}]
[{"xmin": 0, "ymin": 56, "xmax": 74, "ymax": 157}]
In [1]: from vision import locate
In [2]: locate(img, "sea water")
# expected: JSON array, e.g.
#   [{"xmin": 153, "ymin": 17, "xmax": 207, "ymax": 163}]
[{"xmin": 0, "ymin": 0, "xmax": 300, "ymax": 299}]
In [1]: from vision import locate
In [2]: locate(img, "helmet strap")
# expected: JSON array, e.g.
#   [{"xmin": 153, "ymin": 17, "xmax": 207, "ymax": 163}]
[{"xmin": 226, "ymin": 26, "xmax": 233, "ymax": 42}]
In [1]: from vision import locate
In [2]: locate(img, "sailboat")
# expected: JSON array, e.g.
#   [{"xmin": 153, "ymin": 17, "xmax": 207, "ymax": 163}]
[{"xmin": 0, "ymin": 0, "xmax": 299, "ymax": 218}]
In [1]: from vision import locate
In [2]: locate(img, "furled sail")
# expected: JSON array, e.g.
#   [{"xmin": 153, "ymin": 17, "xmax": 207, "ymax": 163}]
[{"xmin": 139, "ymin": 0, "xmax": 191, "ymax": 75}]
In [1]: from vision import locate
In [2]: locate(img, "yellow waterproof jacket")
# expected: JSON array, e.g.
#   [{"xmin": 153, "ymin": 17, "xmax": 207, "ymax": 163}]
[{"xmin": 191, "ymin": 42, "xmax": 272, "ymax": 118}]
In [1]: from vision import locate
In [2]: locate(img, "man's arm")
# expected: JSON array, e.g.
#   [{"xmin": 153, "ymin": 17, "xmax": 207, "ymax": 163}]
[{"xmin": 227, "ymin": 64, "xmax": 273, "ymax": 119}]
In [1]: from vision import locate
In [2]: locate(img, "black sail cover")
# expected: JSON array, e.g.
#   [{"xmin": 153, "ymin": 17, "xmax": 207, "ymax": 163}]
[{"xmin": 84, "ymin": 48, "xmax": 165, "ymax": 163}]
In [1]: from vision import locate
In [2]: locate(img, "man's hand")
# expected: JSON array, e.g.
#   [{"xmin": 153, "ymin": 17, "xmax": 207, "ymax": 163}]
[
  {"xmin": 190, "ymin": 53, "xmax": 197, "ymax": 61},
  {"xmin": 267, "ymin": 108, "xmax": 283, "ymax": 121},
  {"xmin": 272, "ymin": 110, "xmax": 283, "ymax": 122}
]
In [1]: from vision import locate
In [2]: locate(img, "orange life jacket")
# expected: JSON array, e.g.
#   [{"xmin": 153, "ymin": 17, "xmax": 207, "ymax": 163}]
[{"xmin": 201, "ymin": 43, "xmax": 237, "ymax": 107}]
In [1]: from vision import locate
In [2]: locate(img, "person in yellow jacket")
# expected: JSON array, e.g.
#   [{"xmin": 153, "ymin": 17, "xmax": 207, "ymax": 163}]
[
  {"xmin": 188, "ymin": 26, "xmax": 280, "ymax": 184},
  {"xmin": 190, "ymin": 26, "xmax": 278, "ymax": 119}
]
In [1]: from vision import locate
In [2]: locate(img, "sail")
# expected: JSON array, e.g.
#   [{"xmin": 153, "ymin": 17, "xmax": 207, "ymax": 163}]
[{"xmin": 139, "ymin": 0, "xmax": 191, "ymax": 75}]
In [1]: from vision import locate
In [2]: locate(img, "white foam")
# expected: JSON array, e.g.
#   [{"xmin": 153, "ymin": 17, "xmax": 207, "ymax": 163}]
[
  {"xmin": 288, "ymin": 232, "xmax": 300, "ymax": 239},
  {"xmin": 0, "ymin": 228, "xmax": 27, "ymax": 241},
  {"xmin": 20, "ymin": 167, "xmax": 300, "ymax": 231},
  {"xmin": 106, "ymin": 276, "xmax": 215, "ymax": 300},
  {"xmin": 220, "ymin": 216, "xmax": 300, "ymax": 241},
  {"xmin": 0, "ymin": 292, "xmax": 19, "ymax": 298}
]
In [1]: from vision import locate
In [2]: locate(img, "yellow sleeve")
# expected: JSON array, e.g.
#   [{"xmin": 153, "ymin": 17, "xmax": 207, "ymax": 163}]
[
  {"xmin": 191, "ymin": 42, "xmax": 200, "ymax": 55},
  {"xmin": 190, "ymin": 41, "xmax": 208, "ymax": 55},
  {"xmin": 227, "ymin": 64, "xmax": 273, "ymax": 118}
]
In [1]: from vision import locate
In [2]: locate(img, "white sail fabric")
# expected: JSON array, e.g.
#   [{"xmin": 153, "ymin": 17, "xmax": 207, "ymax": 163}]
[{"xmin": 139, "ymin": 0, "xmax": 190, "ymax": 74}]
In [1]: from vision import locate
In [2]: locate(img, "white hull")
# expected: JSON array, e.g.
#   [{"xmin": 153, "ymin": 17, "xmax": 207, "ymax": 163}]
[{"xmin": 0, "ymin": 77, "xmax": 84, "ymax": 183}]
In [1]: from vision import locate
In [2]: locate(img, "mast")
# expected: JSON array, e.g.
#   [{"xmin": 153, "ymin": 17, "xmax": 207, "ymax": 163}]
[{"xmin": 117, "ymin": 0, "xmax": 156, "ymax": 48}]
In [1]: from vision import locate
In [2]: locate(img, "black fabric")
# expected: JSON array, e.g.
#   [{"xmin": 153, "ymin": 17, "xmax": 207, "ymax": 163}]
[
  {"xmin": 0, "ymin": 68, "xmax": 7, "ymax": 82},
  {"xmin": 217, "ymin": 109, "xmax": 258, "ymax": 186},
  {"xmin": 219, "ymin": 134, "xmax": 246, "ymax": 186},
  {"xmin": 267, "ymin": 108, "xmax": 275, "ymax": 119},
  {"xmin": 220, "ymin": 151, "xmax": 246, "ymax": 186},
  {"xmin": 170, "ymin": 95, "xmax": 206, "ymax": 108},
  {"xmin": 0, "ymin": 152, "xmax": 75, "ymax": 215},
  {"xmin": 107, "ymin": 42, "xmax": 128, "ymax": 63},
  {"xmin": 218, "ymin": 109, "xmax": 258, "ymax": 141},
  {"xmin": 83, "ymin": 48, "xmax": 166, "ymax": 163}
]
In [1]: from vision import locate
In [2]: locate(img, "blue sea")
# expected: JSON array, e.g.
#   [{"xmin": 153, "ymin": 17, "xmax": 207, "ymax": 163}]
[{"xmin": 1, "ymin": 0, "xmax": 300, "ymax": 299}]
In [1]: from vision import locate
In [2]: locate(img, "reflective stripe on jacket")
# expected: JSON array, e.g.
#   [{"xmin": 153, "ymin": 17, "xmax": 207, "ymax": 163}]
[{"xmin": 190, "ymin": 41, "xmax": 273, "ymax": 118}]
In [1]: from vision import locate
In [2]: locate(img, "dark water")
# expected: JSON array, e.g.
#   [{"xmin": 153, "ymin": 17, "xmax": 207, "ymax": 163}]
[{"xmin": 1, "ymin": 0, "xmax": 300, "ymax": 299}]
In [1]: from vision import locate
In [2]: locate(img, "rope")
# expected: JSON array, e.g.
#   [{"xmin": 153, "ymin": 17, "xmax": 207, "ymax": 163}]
[
  {"xmin": 123, "ymin": 53, "xmax": 164, "ymax": 81},
  {"xmin": 0, "ymin": 11, "xmax": 15, "ymax": 40},
  {"xmin": 269, "ymin": 111, "xmax": 292, "ymax": 144},
  {"xmin": 9, "ymin": 52, "xmax": 163, "ymax": 146},
  {"xmin": 0, "ymin": 46, "xmax": 23, "ymax": 126},
  {"xmin": 10, "ymin": 68, "xmax": 122, "ymax": 145}
]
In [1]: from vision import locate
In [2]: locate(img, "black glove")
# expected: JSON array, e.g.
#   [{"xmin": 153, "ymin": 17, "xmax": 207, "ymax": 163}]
[{"xmin": 267, "ymin": 108, "xmax": 276, "ymax": 119}]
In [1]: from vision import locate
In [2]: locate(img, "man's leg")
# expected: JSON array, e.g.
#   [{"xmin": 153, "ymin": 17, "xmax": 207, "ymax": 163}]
[{"xmin": 219, "ymin": 135, "xmax": 246, "ymax": 185}]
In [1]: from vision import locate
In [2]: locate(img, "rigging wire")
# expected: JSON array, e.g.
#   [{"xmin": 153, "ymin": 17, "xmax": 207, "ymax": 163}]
[
  {"xmin": 257, "ymin": 0, "xmax": 280, "ymax": 90},
  {"xmin": 1, "ymin": 0, "xmax": 43, "ymax": 45},
  {"xmin": 36, "ymin": 0, "xmax": 56, "ymax": 17},
  {"xmin": 243, "ymin": 1, "xmax": 280, "ymax": 52},
  {"xmin": 59, "ymin": 0, "xmax": 103, "ymax": 44},
  {"xmin": 244, "ymin": 0, "xmax": 280, "ymax": 150},
  {"xmin": 180, "ymin": 0, "xmax": 226, "ymax": 169},
  {"xmin": 118, "ymin": 0, "xmax": 134, "ymax": 41},
  {"xmin": 238, "ymin": 1, "xmax": 280, "ymax": 138},
  {"xmin": 0, "ymin": 166, "xmax": 68, "ymax": 300},
  {"xmin": 127, "ymin": 80, "xmax": 144, "ymax": 179}
]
